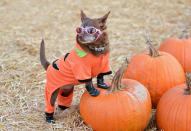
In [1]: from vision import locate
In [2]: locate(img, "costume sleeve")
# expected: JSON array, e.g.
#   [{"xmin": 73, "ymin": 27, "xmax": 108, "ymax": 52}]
[{"xmin": 71, "ymin": 60, "xmax": 92, "ymax": 83}]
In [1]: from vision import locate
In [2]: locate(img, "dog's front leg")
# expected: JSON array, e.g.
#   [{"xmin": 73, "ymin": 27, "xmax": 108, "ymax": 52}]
[
  {"xmin": 85, "ymin": 81, "xmax": 100, "ymax": 96},
  {"xmin": 97, "ymin": 74, "xmax": 108, "ymax": 89}
]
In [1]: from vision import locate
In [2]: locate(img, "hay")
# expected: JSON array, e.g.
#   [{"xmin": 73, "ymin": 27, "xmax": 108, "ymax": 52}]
[{"xmin": 0, "ymin": 0, "xmax": 191, "ymax": 130}]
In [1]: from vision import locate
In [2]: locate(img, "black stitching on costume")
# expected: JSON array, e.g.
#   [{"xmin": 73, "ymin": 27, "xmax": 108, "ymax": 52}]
[
  {"xmin": 64, "ymin": 53, "xmax": 70, "ymax": 62},
  {"xmin": 98, "ymin": 71, "xmax": 112, "ymax": 76},
  {"xmin": 78, "ymin": 78, "xmax": 92, "ymax": 82},
  {"xmin": 52, "ymin": 59, "xmax": 59, "ymax": 70}
]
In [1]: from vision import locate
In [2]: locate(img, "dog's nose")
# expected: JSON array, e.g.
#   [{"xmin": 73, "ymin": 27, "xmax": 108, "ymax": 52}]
[{"xmin": 78, "ymin": 35, "xmax": 83, "ymax": 39}]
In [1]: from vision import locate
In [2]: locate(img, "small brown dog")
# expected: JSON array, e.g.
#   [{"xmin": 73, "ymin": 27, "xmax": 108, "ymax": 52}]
[{"xmin": 40, "ymin": 11, "xmax": 112, "ymax": 123}]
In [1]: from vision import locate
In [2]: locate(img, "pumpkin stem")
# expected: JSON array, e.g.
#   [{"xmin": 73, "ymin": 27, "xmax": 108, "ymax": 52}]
[
  {"xmin": 179, "ymin": 27, "xmax": 189, "ymax": 39},
  {"xmin": 185, "ymin": 73, "xmax": 191, "ymax": 95},
  {"xmin": 109, "ymin": 58, "xmax": 129, "ymax": 92},
  {"xmin": 145, "ymin": 33, "xmax": 160, "ymax": 57}
]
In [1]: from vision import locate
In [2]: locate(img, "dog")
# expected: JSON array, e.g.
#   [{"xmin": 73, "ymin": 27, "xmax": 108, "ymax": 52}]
[{"xmin": 40, "ymin": 11, "xmax": 112, "ymax": 123}]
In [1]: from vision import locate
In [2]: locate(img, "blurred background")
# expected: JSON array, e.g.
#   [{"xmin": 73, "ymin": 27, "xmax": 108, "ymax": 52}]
[{"xmin": 0, "ymin": 0, "xmax": 191, "ymax": 130}]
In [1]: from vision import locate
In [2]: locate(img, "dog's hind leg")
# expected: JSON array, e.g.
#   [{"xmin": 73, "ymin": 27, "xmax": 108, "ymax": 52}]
[
  {"xmin": 44, "ymin": 84, "xmax": 74, "ymax": 123},
  {"xmin": 45, "ymin": 88, "xmax": 60, "ymax": 123},
  {"xmin": 58, "ymin": 85, "xmax": 74, "ymax": 110}
]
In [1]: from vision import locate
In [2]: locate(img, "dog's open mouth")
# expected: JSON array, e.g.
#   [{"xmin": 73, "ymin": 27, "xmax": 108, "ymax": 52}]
[{"xmin": 88, "ymin": 45, "xmax": 106, "ymax": 52}]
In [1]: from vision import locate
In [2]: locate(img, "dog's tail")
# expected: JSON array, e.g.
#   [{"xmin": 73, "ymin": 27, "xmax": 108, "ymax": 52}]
[{"xmin": 40, "ymin": 39, "xmax": 50, "ymax": 70}]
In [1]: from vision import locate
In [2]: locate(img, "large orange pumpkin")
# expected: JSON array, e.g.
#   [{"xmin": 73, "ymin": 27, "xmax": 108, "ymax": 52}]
[
  {"xmin": 156, "ymin": 74, "xmax": 191, "ymax": 131},
  {"xmin": 80, "ymin": 62, "xmax": 152, "ymax": 131},
  {"xmin": 123, "ymin": 39, "xmax": 186, "ymax": 108},
  {"xmin": 159, "ymin": 30, "xmax": 191, "ymax": 72}
]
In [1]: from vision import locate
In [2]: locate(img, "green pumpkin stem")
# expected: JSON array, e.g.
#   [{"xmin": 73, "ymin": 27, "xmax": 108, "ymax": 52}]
[
  {"xmin": 109, "ymin": 58, "xmax": 129, "ymax": 92},
  {"xmin": 179, "ymin": 27, "xmax": 189, "ymax": 39},
  {"xmin": 146, "ymin": 34, "xmax": 160, "ymax": 57},
  {"xmin": 185, "ymin": 73, "xmax": 191, "ymax": 95}
]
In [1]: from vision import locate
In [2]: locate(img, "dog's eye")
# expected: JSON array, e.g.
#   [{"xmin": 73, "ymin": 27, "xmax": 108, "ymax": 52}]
[{"xmin": 87, "ymin": 27, "xmax": 96, "ymax": 34}]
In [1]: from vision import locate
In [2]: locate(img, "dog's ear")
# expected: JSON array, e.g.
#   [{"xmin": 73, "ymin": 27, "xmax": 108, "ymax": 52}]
[
  {"xmin": 98, "ymin": 11, "xmax": 110, "ymax": 29},
  {"xmin": 81, "ymin": 10, "xmax": 88, "ymax": 22}
]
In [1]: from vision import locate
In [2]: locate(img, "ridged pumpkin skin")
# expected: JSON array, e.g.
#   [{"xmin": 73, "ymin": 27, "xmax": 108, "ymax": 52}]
[
  {"xmin": 159, "ymin": 37, "xmax": 191, "ymax": 73},
  {"xmin": 123, "ymin": 51, "xmax": 186, "ymax": 108},
  {"xmin": 80, "ymin": 79, "xmax": 151, "ymax": 131},
  {"xmin": 156, "ymin": 84, "xmax": 191, "ymax": 131}
]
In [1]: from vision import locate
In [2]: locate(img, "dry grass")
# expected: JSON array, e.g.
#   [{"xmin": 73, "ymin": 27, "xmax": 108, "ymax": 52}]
[{"xmin": 0, "ymin": 0, "xmax": 191, "ymax": 130}]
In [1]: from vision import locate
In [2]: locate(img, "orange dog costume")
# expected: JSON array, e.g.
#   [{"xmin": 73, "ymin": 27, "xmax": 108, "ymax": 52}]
[{"xmin": 45, "ymin": 43, "xmax": 111, "ymax": 113}]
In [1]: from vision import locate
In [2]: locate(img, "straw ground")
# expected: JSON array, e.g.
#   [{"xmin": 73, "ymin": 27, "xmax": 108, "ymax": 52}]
[{"xmin": 0, "ymin": 0, "xmax": 191, "ymax": 130}]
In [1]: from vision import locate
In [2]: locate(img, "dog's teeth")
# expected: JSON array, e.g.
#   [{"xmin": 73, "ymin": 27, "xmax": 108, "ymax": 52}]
[{"xmin": 89, "ymin": 46, "xmax": 105, "ymax": 51}]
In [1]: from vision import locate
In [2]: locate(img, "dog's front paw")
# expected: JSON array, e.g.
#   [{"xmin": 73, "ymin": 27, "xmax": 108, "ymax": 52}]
[
  {"xmin": 97, "ymin": 82, "xmax": 108, "ymax": 89},
  {"xmin": 97, "ymin": 77, "xmax": 109, "ymax": 89},
  {"xmin": 85, "ymin": 84, "xmax": 100, "ymax": 97},
  {"xmin": 45, "ymin": 112, "xmax": 55, "ymax": 124},
  {"xmin": 89, "ymin": 88, "xmax": 100, "ymax": 97}
]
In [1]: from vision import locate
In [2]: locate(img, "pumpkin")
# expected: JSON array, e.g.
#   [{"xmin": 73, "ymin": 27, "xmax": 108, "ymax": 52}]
[
  {"xmin": 123, "ymin": 38, "xmax": 186, "ymax": 108},
  {"xmin": 80, "ymin": 60, "xmax": 152, "ymax": 131},
  {"xmin": 159, "ymin": 29, "xmax": 191, "ymax": 72},
  {"xmin": 156, "ymin": 73, "xmax": 191, "ymax": 131}
]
